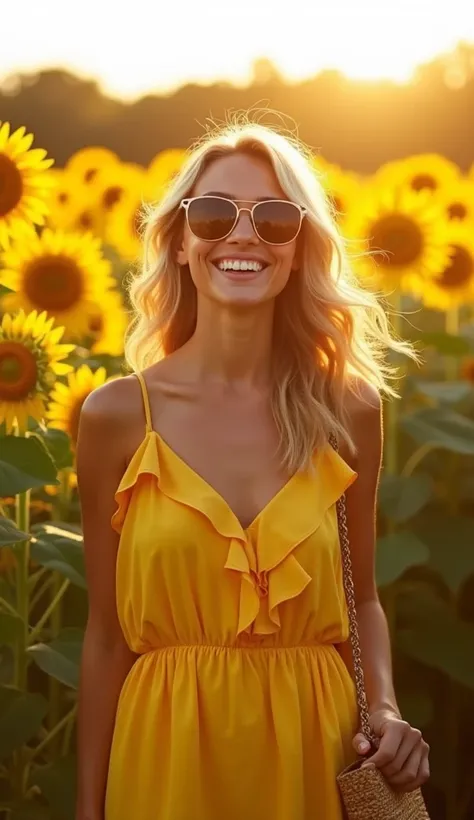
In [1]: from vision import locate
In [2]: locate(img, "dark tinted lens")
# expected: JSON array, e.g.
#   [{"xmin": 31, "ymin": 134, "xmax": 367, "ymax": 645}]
[
  {"xmin": 187, "ymin": 197, "xmax": 237, "ymax": 241},
  {"xmin": 254, "ymin": 201, "xmax": 301, "ymax": 244}
]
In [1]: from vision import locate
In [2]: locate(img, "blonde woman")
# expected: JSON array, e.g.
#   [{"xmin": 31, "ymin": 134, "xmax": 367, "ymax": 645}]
[{"xmin": 75, "ymin": 122, "xmax": 430, "ymax": 820}]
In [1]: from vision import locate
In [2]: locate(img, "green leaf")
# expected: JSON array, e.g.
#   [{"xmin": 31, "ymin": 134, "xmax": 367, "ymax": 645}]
[
  {"xmin": 415, "ymin": 514, "xmax": 474, "ymax": 593},
  {"xmin": 40, "ymin": 428, "xmax": 74, "ymax": 470},
  {"xmin": 401, "ymin": 407, "xmax": 474, "ymax": 455},
  {"xmin": 0, "ymin": 686, "xmax": 48, "ymax": 759},
  {"xmin": 2, "ymin": 801, "xmax": 51, "ymax": 820},
  {"xmin": 28, "ymin": 628, "xmax": 83, "ymax": 689},
  {"xmin": 0, "ymin": 435, "xmax": 59, "ymax": 497},
  {"xmin": 32, "ymin": 755, "xmax": 76, "ymax": 820},
  {"xmin": 414, "ymin": 380, "xmax": 473, "ymax": 404},
  {"xmin": 0, "ymin": 803, "xmax": 50, "ymax": 820},
  {"xmin": 0, "ymin": 613, "xmax": 23, "ymax": 645},
  {"xmin": 396, "ymin": 589, "xmax": 474, "ymax": 688},
  {"xmin": 0, "ymin": 516, "xmax": 30, "ymax": 547},
  {"xmin": 378, "ymin": 474, "xmax": 433, "ymax": 523},
  {"xmin": 30, "ymin": 524, "xmax": 86, "ymax": 589},
  {"xmin": 376, "ymin": 533, "xmax": 429, "ymax": 587},
  {"xmin": 419, "ymin": 331, "xmax": 472, "ymax": 356}
]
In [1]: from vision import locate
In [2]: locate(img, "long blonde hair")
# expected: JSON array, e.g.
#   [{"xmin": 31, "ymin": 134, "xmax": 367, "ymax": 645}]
[{"xmin": 124, "ymin": 120, "xmax": 410, "ymax": 473}]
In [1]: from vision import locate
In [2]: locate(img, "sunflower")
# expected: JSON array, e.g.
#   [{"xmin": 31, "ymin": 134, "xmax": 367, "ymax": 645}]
[
  {"xmin": 0, "ymin": 121, "xmax": 55, "ymax": 249},
  {"xmin": 414, "ymin": 223, "xmax": 474, "ymax": 310},
  {"xmin": 0, "ymin": 228, "xmax": 115, "ymax": 339},
  {"xmin": 345, "ymin": 182, "xmax": 451, "ymax": 292},
  {"xmin": 435, "ymin": 177, "xmax": 474, "ymax": 223},
  {"xmin": 317, "ymin": 162, "xmax": 362, "ymax": 228},
  {"xmin": 86, "ymin": 288, "xmax": 129, "ymax": 356},
  {"xmin": 106, "ymin": 187, "xmax": 147, "ymax": 262},
  {"xmin": 374, "ymin": 154, "xmax": 460, "ymax": 194},
  {"xmin": 43, "ymin": 167, "xmax": 98, "ymax": 232},
  {"xmin": 44, "ymin": 470, "xmax": 77, "ymax": 497},
  {"xmin": 46, "ymin": 364, "xmax": 114, "ymax": 447},
  {"xmin": 0, "ymin": 309, "xmax": 74, "ymax": 434},
  {"xmin": 65, "ymin": 146, "xmax": 119, "ymax": 186},
  {"xmin": 93, "ymin": 162, "xmax": 148, "ymax": 214},
  {"xmin": 148, "ymin": 148, "xmax": 187, "ymax": 199}
]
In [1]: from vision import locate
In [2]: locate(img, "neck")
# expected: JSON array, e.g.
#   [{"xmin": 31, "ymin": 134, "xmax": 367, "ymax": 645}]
[{"xmin": 184, "ymin": 296, "xmax": 275, "ymax": 388}]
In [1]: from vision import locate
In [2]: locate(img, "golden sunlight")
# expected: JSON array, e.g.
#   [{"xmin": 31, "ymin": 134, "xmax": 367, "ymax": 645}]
[{"xmin": 2, "ymin": 0, "xmax": 473, "ymax": 98}]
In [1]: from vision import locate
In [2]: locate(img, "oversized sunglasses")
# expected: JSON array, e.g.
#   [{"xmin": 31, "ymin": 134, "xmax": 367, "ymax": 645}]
[{"xmin": 180, "ymin": 195, "xmax": 307, "ymax": 246}]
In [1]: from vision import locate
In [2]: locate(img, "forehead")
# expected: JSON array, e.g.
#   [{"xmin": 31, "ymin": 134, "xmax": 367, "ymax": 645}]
[{"xmin": 192, "ymin": 152, "xmax": 288, "ymax": 201}]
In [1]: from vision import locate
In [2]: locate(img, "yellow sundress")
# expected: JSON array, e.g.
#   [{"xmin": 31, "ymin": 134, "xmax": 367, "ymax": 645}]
[{"xmin": 105, "ymin": 370, "xmax": 359, "ymax": 820}]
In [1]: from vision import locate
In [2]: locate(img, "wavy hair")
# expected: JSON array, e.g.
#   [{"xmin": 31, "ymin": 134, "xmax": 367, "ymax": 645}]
[{"xmin": 123, "ymin": 119, "xmax": 412, "ymax": 473}]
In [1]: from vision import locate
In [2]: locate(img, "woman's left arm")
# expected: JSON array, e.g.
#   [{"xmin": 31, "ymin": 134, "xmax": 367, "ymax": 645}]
[{"xmin": 340, "ymin": 382, "xmax": 430, "ymax": 793}]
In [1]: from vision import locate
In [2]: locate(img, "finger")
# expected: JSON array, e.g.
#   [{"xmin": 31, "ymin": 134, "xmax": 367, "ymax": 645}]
[
  {"xmin": 379, "ymin": 728, "xmax": 421, "ymax": 778},
  {"xmin": 361, "ymin": 727, "xmax": 403, "ymax": 769},
  {"xmin": 410, "ymin": 749, "xmax": 431, "ymax": 791},
  {"xmin": 387, "ymin": 745, "xmax": 429, "ymax": 790},
  {"xmin": 352, "ymin": 733, "xmax": 371, "ymax": 756}
]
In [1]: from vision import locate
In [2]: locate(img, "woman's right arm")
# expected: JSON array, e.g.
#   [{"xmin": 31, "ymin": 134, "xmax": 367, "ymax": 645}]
[{"xmin": 75, "ymin": 380, "xmax": 139, "ymax": 820}]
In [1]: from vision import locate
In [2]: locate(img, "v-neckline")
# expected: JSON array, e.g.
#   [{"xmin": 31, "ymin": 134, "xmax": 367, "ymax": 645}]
[{"xmin": 148, "ymin": 428, "xmax": 307, "ymax": 533}]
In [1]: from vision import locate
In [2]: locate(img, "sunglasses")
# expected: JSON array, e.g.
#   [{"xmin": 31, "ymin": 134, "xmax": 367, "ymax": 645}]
[{"xmin": 180, "ymin": 195, "xmax": 307, "ymax": 246}]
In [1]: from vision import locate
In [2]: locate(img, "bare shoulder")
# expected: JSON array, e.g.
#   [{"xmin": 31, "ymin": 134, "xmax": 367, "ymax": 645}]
[
  {"xmin": 77, "ymin": 372, "xmax": 146, "ymax": 468},
  {"xmin": 79, "ymin": 373, "xmax": 141, "ymax": 427},
  {"xmin": 341, "ymin": 378, "xmax": 383, "ymax": 469}
]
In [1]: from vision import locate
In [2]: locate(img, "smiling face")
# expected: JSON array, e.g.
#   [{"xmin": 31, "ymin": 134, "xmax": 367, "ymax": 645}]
[{"xmin": 176, "ymin": 152, "xmax": 301, "ymax": 308}]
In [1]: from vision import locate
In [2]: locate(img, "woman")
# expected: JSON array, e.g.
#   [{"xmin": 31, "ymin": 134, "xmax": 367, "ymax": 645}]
[{"xmin": 75, "ymin": 122, "xmax": 430, "ymax": 820}]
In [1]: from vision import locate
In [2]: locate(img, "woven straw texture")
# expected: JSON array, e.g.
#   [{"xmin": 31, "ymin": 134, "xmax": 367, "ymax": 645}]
[{"xmin": 337, "ymin": 763, "xmax": 430, "ymax": 820}]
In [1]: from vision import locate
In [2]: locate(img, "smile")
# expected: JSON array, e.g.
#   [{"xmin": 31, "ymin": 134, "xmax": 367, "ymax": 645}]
[{"xmin": 214, "ymin": 258, "xmax": 268, "ymax": 272}]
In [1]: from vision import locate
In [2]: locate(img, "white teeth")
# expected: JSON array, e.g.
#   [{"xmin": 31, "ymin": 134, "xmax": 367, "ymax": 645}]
[{"xmin": 216, "ymin": 259, "xmax": 264, "ymax": 272}]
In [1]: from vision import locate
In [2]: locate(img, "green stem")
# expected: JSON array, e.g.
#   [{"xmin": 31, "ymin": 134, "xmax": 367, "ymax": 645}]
[
  {"xmin": 445, "ymin": 452, "xmax": 460, "ymax": 820},
  {"xmin": 446, "ymin": 309, "xmax": 460, "ymax": 382},
  {"xmin": 29, "ymin": 574, "xmax": 56, "ymax": 611},
  {"xmin": 27, "ymin": 704, "xmax": 77, "ymax": 763},
  {"xmin": 0, "ymin": 596, "xmax": 20, "ymax": 618},
  {"xmin": 48, "ymin": 468, "xmax": 72, "ymax": 742},
  {"xmin": 28, "ymin": 579, "xmax": 70, "ymax": 646},
  {"xmin": 14, "ymin": 487, "xmax": 31, "ymax": 691},
  {"xmin": 61, "ymin": 702, "xmax": 77, "ymax": 756},
  {"xmin": 384, "ymin": 293, "xmax": 403, "ymax": 478},
  {"xmin": 401, "ymin": 442, "xmax": 441, "ymax": 477}
]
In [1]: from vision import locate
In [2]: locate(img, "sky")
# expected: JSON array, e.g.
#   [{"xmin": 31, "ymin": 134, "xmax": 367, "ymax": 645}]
[{"xmin": 1, "ymin": 1, "xmax": 473, "ymax": 100}]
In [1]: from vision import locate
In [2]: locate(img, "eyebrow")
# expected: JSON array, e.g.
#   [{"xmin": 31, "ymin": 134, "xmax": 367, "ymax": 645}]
[{"xmin": 199, "ymin": 191, "xmax": 283, "ymax": 202}]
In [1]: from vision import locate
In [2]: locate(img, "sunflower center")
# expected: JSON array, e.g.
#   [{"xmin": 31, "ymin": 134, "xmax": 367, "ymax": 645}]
[
  {"xmin": 0, "ymin": 153, "xmax": 23, "ymax": 217},
  {"xmin": 411, "ymin": 174, "xmax": 437, "ymax": 192},
  {"xmin": 24, "ymin": 254, "xmax": 84, "ymax": 311},
  {"xmin": 370, "ymin": 214, "xmax": 423, "ymax": 266},
  {"xmin": 436, "ymin": 244, "xmax": 473, "ymax": 289},
  {"xmin": 103, "ymin": 186, "xmax": 124, "ymax": 210},
  {"xmin": 79, "ymin": 211, "xmax": 94, "ymax": 230},
  {"xmin": 58, "ymin": 192, "xmax": 69, "ymax": 205},
  {"xmin": 448, "ymin": 202, "xmax": 468, "ymax": 220},
  {"xmin": 84, "ymin": 168, "xmax": 98, "ymax": 184},
  {"xmin": 0, "ymin": 341, "xmax": 38, "ymax": 400},
  {"xmin": 88, "ymin": 314, "xmax": 103, "ymax": 334}
]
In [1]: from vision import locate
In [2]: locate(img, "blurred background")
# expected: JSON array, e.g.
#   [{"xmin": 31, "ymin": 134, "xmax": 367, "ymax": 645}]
[{"xmin": 0, "ymin": 2, "xmax": 473, "ymax": 819}]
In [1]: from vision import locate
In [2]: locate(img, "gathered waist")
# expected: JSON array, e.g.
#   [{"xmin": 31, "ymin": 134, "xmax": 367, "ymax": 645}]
[{"xmin": 137, "ymin": 640, "xmax": 340, "ymax": 655}]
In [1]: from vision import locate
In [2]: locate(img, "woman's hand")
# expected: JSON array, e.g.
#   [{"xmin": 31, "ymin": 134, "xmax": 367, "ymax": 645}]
[{"xmin": 352, "ymin": 709, "xmax": 430, "ymax": 793}]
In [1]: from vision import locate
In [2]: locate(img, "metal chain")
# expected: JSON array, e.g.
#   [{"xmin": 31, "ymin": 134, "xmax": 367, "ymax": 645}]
[{"xmin": 329, "ymin": 433, "xmax": 376, "ymax": 745}]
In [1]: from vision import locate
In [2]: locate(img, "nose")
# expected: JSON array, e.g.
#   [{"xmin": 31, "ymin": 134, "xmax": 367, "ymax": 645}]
[{"xmin": 226, "ymin": 207, "xmax": 259, "ymax": 244}]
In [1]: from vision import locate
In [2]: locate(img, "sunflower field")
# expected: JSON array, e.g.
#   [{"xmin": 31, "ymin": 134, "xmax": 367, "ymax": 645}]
[{"xmin": 0, "ymin": 120, "xmax": 474, "ymax": 820}]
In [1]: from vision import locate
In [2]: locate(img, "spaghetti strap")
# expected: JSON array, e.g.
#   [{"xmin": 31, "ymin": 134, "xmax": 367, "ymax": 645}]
[{"xmin": 134, "ymin": 371, "xmax": 153, "ymax": 434}]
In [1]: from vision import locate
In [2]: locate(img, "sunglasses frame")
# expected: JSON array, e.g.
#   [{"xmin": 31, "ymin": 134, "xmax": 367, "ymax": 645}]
[{"xmin": 180, "ymin": 195, "xmax": 307, "ymax": 246}]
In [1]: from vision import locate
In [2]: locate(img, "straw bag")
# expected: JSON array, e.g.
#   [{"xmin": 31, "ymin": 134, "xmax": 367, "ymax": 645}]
[{"xmin": 331, "ymin": 435, "xmax": 430, "ymax": 820}]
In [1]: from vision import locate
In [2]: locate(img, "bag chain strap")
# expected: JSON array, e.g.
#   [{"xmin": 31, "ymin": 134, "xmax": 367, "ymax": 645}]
[{"xmin": 329, "ymin": 433, "xmax": 377, "ymax": 746}]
